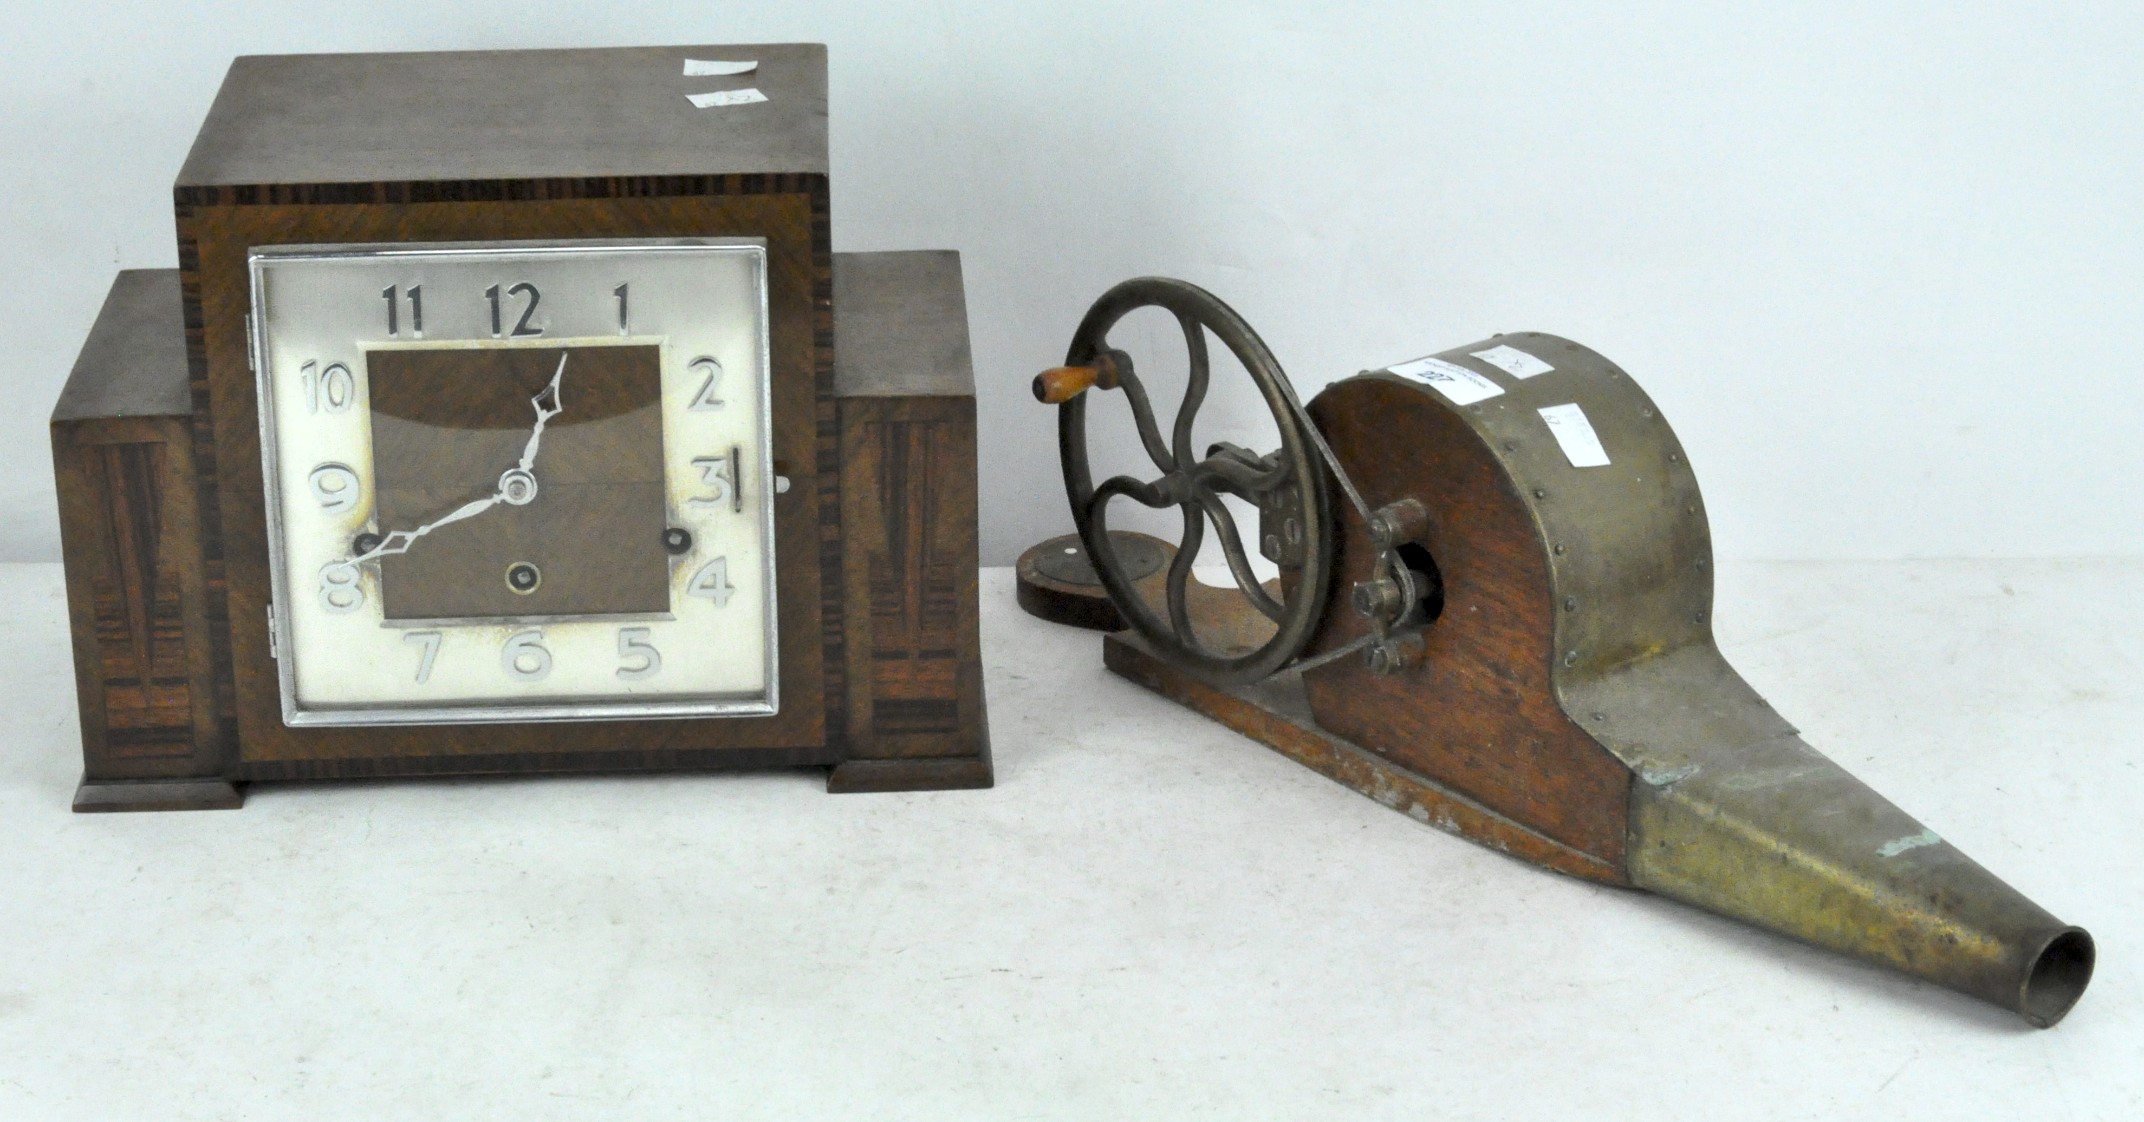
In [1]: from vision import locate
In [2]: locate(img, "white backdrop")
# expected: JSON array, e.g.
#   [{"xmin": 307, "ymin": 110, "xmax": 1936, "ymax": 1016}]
[{"xmin": 3, "ymin": 1, "xmax": 2140, "ymax": 564}]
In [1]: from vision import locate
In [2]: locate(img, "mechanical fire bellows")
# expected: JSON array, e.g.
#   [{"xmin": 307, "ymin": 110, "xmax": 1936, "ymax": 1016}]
[{"xmin": 1018, "ymin": 277, "xmax": 2093, "ymax": 1027}]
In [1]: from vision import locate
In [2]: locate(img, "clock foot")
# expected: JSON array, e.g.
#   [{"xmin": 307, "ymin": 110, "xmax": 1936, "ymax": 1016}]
[
  {"xmin": 828, "ymin": 654, "xmax": 995, "ymax": 793},
  {"xmin": 826, "ymin": 750, "xmax": 995, "ymax": 793},
  {"xmin": 73, "ymin": 776, "xmax": 245, "ymax": 813},
  {"xmin": 826, "ymin": 682, "xmax": 995, "ymax": 793}
]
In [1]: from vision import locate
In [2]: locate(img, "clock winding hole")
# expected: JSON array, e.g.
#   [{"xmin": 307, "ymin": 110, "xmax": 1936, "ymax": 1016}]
[{"xmin": 505, "ymin": 562, "xmax": 542, "ymax": 595}]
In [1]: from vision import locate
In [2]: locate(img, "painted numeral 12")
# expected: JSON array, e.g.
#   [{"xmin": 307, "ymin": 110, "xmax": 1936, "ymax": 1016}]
[{"xmin": 486, "ymin": 282, "xmax": 543, "ymax": 337}]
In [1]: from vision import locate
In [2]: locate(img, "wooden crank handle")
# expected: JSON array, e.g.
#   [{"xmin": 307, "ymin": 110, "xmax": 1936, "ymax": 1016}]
[
  {"xmin": 1032, "ymin": 350, "xmax": 1129, "ymax": 404},
  {"xmin": 1032, "ymin": 366, "xmax": 1097, "ymax": 403}
]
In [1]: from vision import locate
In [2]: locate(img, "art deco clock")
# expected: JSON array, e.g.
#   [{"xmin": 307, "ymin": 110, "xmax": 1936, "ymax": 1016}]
[{"xmin": 52, "ymin": 45, "xmax": 990, "ymax": 809}]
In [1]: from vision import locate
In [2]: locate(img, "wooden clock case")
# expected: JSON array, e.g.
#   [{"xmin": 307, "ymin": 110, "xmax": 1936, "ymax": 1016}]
[{"xmin": 53, "ymin": 45, "xmax": 991, "ymax": 810}]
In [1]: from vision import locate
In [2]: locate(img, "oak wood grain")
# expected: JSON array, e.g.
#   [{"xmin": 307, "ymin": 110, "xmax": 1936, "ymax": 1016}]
[
  {"xmin": 829, "ymin": 250, "xmax": 990, "ymax": 786},
  {"xmin": 1299, "ymin": 377, "xmax": 1632, "ymax": 867},
  {"xmin": 52, "ymin": 270, "xmax": 227, "ymax": 792},
  {"xmin": 178, "ymin": 45, "xmax": 828, "ymax": 189}
]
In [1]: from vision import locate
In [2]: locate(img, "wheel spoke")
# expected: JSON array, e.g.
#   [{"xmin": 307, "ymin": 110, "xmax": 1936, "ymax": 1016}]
[
  {"xmin": 1091, "ymin": 473, "xmax": 1180, "ymax": 511},
  {"xmin": 1198, "ymin": 488, "xmax": 1286, "ymax": 623},
  {"xmin": 1115, "ymin": 371, "xmax": 1177, "ymax": 476},
  {"xmin": 1190, "ymin": 443, "xmax": 1293, "ymax": 504},
  {"xmin": 1165, "ymin": 506, "xmax": 1205, "ymax": 650},
  {"xmin": 1171, "ymin": 312, "xmax": 1210, "ymax": 468}
]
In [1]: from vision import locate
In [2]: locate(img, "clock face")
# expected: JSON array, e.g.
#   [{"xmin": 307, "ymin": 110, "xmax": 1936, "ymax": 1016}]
[{"xmin": 248, "ymin": 239, "xmax": 778, "ymax": 726}]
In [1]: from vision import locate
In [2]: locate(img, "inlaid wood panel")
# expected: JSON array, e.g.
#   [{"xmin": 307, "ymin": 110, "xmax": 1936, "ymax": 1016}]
[
  {"xmin": 51, "ymin": 272, "xmax": 225, "ymax": 784},
  {"xmin": 82, "ymin": 443, "xmax": 193, "ymax": 755},
  {"xmin": 839, "ymin": 397, "xmax": 981, "ymax": 758},
  {"xmin": 825, "ymin": 251, "xmax": 989, "ymax": 790}
]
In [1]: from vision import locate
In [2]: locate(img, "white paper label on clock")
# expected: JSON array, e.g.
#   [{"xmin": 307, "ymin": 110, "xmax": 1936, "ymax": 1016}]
[
  {"xmin": 1388, "ymin": 356, "xmax": 1504, "ymax": 405},
  {"xmin": 687, "ymin": 88, "xmax": 768, "ymax": 108},
  {"xmin": 683, "ymin": 59, "xmax": 758, "ymax": 77},
  {"xmin": 1538, "ymin": 402, "xmax": 1612, "ymax": 468},
  {"xmin": 1470, "ymin": 344, "xmax": 1555, "ymax": 379}
]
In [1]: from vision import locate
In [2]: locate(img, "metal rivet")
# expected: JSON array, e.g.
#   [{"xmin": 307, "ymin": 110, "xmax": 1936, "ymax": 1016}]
[
  {"xmin": 663, "ymin": 527, "xmax": 692, "ymax": 555},
  {"xmin": 1563, "ymin": 651, "xmax": 1578, "ymax": 666},
  {"xmin": 1564, "ymin": 596, "xmax": 1577, "ymax": 612},
  {"xmin": 506, "ymin": 561, "xmax": 541, "ymax": 595},
  {"xmin": 1532, "ymin": 488, "xmax": 1548, "ymax": 499},
  {"xmin": 1669, "ymin": 452, "xmax": 1681, "ymax": 463},
  {"xmin": 1553, "ymin": 543, "xmax": 1566, "ymax": 555},
  {"xmin": 1641, "ymin": 407, "xmax": 1654, "ymax": 418},
  {"xmin": 1365, "ymin": 641, "xmax": 1413, "ymax": 676},
  {"xmin": 1696, "ymin": 558, "xmax": 1707, "ymax": 570},
  {"xmin": 1591, "ymin": 712, "xmax": 1607, "ymax": 722},
  {"xmin": 1695, "ymin": 610, "xmax": 1708, "ymax": 623},
  {"xmin": 1503, "ymin": 441, "xmax": 1518, "ymax": 452}
]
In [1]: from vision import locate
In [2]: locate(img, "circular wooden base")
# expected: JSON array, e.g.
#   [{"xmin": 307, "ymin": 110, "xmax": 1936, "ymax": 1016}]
[{"xmin": 1014, "ymin": 532, "xmax": 1174, "ymax": 632}]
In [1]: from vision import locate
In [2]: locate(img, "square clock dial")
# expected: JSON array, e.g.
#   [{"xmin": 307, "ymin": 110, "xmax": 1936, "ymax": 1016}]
[{"xmin": 249, "ymin": 238, "xmax": 778, "ymax": 726}]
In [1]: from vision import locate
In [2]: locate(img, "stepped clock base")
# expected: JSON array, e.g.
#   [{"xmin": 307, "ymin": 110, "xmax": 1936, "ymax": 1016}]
[
  {"xmin": 74, "ymin": 777, "xmax": 245, "ymax": 813},
  {"xmin": 827, "ymin": 750, "xmax": 995, "ymax": 794}
]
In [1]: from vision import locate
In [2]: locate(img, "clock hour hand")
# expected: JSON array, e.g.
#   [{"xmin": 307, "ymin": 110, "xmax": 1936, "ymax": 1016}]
[{"xmin": 347, "ymin": 353, "xmax": 571, "ymax": 567}]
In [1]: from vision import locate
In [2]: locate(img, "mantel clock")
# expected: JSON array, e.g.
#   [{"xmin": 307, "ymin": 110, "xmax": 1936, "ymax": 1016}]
[{"xmin": 53, "ymin": 45, "xmax": 991, "ymax": 809}]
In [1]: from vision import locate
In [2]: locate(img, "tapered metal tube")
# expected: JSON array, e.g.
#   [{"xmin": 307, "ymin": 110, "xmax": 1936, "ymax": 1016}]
[
  {"xmin": 1568, "ymin": 644, "xmax": 2094, "ymax": 1027},
  {"xmin": 1630, "ymin": 731, "xmax": 2093, "ymax": 1026}
]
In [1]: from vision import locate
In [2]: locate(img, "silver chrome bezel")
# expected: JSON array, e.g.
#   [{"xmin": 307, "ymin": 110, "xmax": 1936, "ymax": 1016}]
[{"xmin": 249, "ymin": 237, "xmax": 781, "ymax": 727}]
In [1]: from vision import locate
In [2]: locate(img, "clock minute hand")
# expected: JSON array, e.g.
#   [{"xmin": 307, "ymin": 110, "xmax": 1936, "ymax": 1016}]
[{"xmin": 350, "ymin": 492, "xmax": 503, "ymax": 565}]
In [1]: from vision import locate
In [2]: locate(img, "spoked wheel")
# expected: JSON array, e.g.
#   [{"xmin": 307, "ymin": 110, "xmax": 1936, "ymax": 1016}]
[{"xmin": 1040, "ymin": 277, "xmax": 1334, "ymax": 684}]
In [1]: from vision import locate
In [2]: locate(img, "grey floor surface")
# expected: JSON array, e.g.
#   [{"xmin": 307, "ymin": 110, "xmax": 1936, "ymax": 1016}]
[{"xmin": 1, "ymin": 561, "xmax": 2136, "ymax": 1120}]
